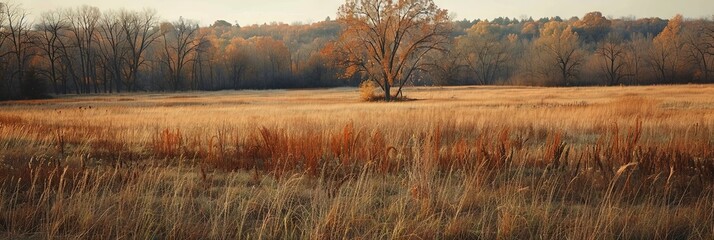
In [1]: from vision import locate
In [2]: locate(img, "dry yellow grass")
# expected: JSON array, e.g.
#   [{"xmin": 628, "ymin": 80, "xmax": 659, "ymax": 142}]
[{"xmin": 1, "ymin": 85, "xmax": 713, "ymax": 239}]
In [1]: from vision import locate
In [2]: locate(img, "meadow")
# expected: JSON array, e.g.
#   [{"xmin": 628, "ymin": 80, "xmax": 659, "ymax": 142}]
[{"xmin": 0, "ymin": 85, "xmax": 713, "ymax": 239}]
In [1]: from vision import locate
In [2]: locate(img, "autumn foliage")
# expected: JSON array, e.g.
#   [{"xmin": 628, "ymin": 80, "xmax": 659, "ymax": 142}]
[{"xmin": 336, "ymin": 0, "xmax": 451, "ymax": 101}]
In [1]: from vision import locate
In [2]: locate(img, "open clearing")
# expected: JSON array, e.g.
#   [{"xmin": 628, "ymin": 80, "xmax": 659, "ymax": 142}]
[{"xmin": 1, "ymin": 85, "xmax": 713, "ymax": 239}]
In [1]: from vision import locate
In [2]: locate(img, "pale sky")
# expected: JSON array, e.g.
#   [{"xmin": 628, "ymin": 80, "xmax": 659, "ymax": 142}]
[{"xmin": 20, "ymin": 0, "xmax": 714, "ymax": 26}]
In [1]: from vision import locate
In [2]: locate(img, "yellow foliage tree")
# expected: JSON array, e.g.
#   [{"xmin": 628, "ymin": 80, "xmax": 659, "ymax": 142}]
[
  {"xmin": 534, "ymin": 21, "xmax": 583, "ymax": 86},
  {"xmin": 649, "ymin": 14, "xmax": 684, "ymax": 82}
]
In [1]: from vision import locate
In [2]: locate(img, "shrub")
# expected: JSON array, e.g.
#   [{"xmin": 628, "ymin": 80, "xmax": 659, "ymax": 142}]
[{"xmin": 359, "ymin": 80, "xmax": 379, "ymax": 101}]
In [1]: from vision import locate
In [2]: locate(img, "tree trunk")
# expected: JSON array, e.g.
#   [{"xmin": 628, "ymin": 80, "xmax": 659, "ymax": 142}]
[{"xmin": 383, "ymin": 82, "xmax": 391, "ymax": 102}]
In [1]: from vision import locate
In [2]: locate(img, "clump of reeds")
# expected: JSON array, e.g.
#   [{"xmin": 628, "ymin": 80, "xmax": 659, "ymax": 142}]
[{"xmin": 151, "ymin": 128, "xmax": 183, "ymax": 159}]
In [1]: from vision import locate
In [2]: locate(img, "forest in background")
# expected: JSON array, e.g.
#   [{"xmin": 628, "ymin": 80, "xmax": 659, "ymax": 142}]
[{"xmin": 0, "ymin": 2, "xmax": 713, "ymax": 100}]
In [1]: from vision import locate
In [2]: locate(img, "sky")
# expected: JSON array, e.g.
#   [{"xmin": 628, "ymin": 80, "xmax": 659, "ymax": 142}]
[{"xmin": 20, "ymin": 0, "xmax": 714, "ymax": 26}]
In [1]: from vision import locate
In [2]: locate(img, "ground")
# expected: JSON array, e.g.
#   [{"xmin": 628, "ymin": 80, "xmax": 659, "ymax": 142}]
[{"xmin": 0, "ymin": 85, "xmax": 713, "ymax": 239}]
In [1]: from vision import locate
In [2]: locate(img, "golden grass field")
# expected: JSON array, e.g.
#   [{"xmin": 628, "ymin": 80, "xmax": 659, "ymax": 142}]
[{"xmin": 1, "ymin": 85, "xmax": 713, "ymax": 239}]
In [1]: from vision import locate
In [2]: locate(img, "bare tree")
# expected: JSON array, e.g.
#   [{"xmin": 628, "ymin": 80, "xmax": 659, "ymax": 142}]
[
  {"xmin": 0, "ymin": 3, "xmax": 10, "ymax": 99},
  {"xmin": 682, "ymin": 21, "xmax": 713, "ymax": 82},
  {"xmin": 624, "ymin": 33, "xmax": 650, "ymax": 85},
  {"xmin": 534, "ymin": 21, "xmax": 583, "ymax": 86},
  {"xmin": 596, "ymin": 33, "xmax": 630, "ymax": 85},
  {"xmin": 424, "ymin": 49, "xmax": 466, "ymax": 85},
  {"xmin": 159, "ymin": 17, "xmax": 199, "ymax": 91},
  {"xmin": 38, "ymin": 10, "xmax": 83, "ymax": 94},
  {"xmin": 457, "ymin": 22, "xmax": 511, "ymax": 85},
  {"xmin": 700, "ymin": 16, "xmax": 714, "ymax": 55},
  {"xmin": 97, "ymin": 10, "xmax": 127, "ymax": 92},
  {"xmin": 120, "ymin": 9, "xmax": 159, "ymax": 91},
  {"xmin": 66, "ymin": 5, "xmax": 101, "ymax": 93},
  {"xmin": 36, "ymin": 10, "xmax": 69, "ymax": 94},
  {"xmin": 2, "ymin": 2, "xmax": 35, "ymax": 96},
  {"xmin": 336, "ymin": 0, "xmax": 451, "ymax": 101},
  {"xmin": 190, "ymin": 30, "xmax": 211, "ymax": 90}
]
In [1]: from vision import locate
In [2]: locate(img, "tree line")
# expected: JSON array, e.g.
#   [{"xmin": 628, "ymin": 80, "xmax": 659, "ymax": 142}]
[
  {"xmin": 434, "ymin": 12, "xmax": 714, "ymax": 87},
  {"xmin": 0, "ymin": 1, "xmax": 712, "ymax": 100}
]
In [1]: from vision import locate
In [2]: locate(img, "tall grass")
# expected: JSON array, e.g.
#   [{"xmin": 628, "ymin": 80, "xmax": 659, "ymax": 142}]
[{"xmin": 1, "ymin": 85, "xmax": 713, "ymax": 238}]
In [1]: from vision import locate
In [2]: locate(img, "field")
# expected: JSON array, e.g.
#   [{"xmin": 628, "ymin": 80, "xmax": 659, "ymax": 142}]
[{"xmin": 1, "ymin": 85, "xmax": 713, "ymax": 239}]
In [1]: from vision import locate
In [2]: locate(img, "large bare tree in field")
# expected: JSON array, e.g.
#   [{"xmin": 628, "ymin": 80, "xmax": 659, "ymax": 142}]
[{"xmin": 336, "ymin": 0, "xmax": 450, "ymax": 101}]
